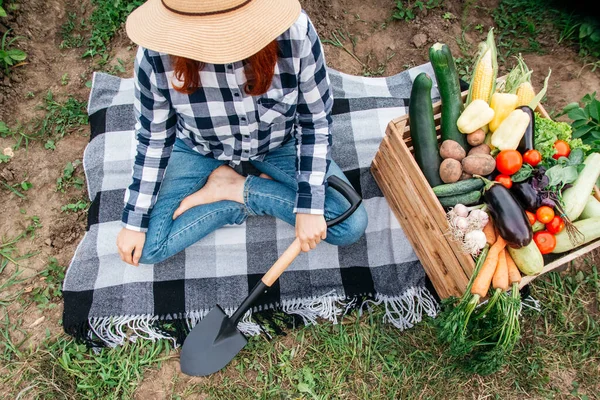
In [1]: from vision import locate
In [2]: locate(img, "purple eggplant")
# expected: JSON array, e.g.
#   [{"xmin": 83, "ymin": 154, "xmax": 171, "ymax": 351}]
[
  {"xmin": 510, "ymin": 181, "xmax": 540, "ymax": 212},
  {"xmin": 517, "ymin": 105, "xmax": 535, "ymax": 153},
  {"xmin": 484, "ymin": 181, "xmax": 533, "ymax": 248}
]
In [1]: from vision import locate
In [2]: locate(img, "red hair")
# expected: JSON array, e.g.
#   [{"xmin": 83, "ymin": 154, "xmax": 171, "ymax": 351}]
[{"xmin": 171, "ymin": 41, "xmax": 279, "ymax": 96}]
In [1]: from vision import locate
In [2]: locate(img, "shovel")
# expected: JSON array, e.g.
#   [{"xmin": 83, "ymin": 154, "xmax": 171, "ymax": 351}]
[{"xmin": 179, "ymin": 175, "xmax": 362, "ymax": 377}]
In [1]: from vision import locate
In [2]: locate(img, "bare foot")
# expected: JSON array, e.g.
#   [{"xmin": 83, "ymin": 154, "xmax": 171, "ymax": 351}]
[{"xmin": 173, "ymin": 165, "xmax": 246, "ymax": 219}]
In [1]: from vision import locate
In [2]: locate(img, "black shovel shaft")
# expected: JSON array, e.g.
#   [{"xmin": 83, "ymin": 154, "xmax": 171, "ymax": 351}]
[{"xmin": 230, "ymin": 280, "xmax": 268, "ymax": 324}]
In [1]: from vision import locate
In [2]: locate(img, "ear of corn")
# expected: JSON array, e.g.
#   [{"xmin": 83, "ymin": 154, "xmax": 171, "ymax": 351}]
[
  {"xmin": 500, "ymin": 54, "xmax": 533, "ymax": 94},
  {"xmin": 466, "ymin": 28, "xmax": 498, "ymax": 106},
  {"xmin": 516, "ymin": 81, "xmax": 535, "ymax": 107}
]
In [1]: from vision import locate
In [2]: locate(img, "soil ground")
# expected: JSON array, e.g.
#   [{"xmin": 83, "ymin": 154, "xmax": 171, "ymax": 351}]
[{"xmin": 1, "ymin": 0, "xmax": 599, "ymax": 398}]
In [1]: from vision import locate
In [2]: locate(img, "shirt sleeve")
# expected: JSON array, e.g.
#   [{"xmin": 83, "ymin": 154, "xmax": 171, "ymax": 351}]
[
  {"xmin": 293, "ymin": 18, "xmax": 333, "ymax": 215},
  {"xmin": 122, "ymin": 47, "xmax": 177, "ymax": 232}
]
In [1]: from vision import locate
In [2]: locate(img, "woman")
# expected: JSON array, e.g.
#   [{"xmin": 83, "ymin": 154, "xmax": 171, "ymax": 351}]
[{"xmin": 117, "ymin": 0, "xmax": 368, "ymax": 266}]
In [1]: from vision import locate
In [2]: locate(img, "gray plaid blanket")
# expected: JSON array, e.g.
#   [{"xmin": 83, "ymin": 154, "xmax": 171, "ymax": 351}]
[{"xmin": 62, "ymin": 64, "xmax": 441, "ymax": 348}]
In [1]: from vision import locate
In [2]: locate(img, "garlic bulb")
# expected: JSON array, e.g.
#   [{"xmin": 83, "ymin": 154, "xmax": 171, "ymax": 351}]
[{"xmin": 462, "ymin": 230, "xmax": 487, "ymax": 256}]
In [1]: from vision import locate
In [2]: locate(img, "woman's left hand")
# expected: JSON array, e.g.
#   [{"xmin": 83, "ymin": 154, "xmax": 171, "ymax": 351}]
[{"xmin": 295, "ymin": 214, "xmax": 327, "ymax": 252}]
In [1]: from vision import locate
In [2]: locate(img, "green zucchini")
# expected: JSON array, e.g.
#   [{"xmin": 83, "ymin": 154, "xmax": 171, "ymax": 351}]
[
  {"xmin": 532, "ymin": 220, "xmax": 545, "ymax": 232},
  {"xmin": 507, "ymin": 240, "xmax": 544, "ymax": 275},
  {"xmin": 410, "ymin": 72, "xmax": 443, "ymax": 187},
  {"xmin": 432, "ymin": 178, "xmax": 484, "ymax": 197},
  {"xmin": 437, "ymin": 190, "xmax": 481, "ymax": 208},
  {"xmin": 428, "ymin": 43, "xmax": 470, "ymax": 152},
  {"xmin": 580, "ymin": 196, "xmax": 600, "ymax": 220},
  {"xmin": 561, "ymin": 152, "xmax": 600, "ymax": 221},
  {"xmin": 552, "ymin": 217, "xmax": 600, "ymax": 253}
]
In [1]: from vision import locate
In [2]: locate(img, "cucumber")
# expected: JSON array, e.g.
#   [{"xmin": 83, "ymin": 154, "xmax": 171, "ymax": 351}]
[
  {"xmin": 437, "ymin": 190, "xmax": 481, "ymax": 208},
  {"xmin": 432, "ymin": 178, "xmax": 484, "ymax": 197},
  {"xmin": 428, "ymin": 43, "xmax": 470, "ymax": 152},
  {"xmin": 410, "ymin": 72, "xmax": 443, "ymax": 187}
]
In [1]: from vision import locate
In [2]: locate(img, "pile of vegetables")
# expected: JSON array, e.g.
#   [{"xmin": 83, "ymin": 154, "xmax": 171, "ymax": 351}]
[{"xmin": 407, "ymin": 27, "xmax": 600, "ymax": 374}]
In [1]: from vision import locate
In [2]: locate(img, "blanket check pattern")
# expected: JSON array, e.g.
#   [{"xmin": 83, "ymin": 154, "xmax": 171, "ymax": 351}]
[{"xmin": 62, "ymin": 63, "xmax": 441, "ymax": 347}]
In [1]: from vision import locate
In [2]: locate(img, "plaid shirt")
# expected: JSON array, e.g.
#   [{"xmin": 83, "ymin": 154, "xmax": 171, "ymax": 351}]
[{"xmin": 122, "ymin": 11, "xmax": 333, "ymax": 232}]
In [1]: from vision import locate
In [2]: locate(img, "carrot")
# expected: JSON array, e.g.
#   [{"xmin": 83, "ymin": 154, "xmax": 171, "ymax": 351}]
[
  {"xmin": 482, "ymin": 217, "xmax": 496, "ymax": 245},
  {"xmin": 492, "ymin": 249, "xmax": 509, "ymax": 291},
  {"xmin": 506, "ymin": 251, "xmax": 522, "ymax": 285},
  {"xmin": 471, "ymin": 235, "xmax": 507, "ymax": 298}
]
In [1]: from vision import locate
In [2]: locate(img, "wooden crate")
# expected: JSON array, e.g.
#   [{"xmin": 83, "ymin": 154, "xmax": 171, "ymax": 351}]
[{"xmin": 371, "ymin": 93, "xmax": 600, "ymax": 299}]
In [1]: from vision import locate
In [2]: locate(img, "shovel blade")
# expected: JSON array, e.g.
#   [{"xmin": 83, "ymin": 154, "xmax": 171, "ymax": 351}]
[{"xmin": 179, "ymin": 305, "xmax": 248, "ymax": 377}]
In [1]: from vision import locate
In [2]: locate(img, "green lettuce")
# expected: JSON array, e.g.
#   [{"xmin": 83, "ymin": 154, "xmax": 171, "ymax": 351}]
[{"xmin": 534, "ymin": 113, "xmax": 590, "ymax": 161}]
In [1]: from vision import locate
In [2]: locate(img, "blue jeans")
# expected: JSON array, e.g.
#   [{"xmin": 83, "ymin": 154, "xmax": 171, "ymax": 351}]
[{"xmin": 139, "ymin": 138, "xmax": 368, "ymax": 264}]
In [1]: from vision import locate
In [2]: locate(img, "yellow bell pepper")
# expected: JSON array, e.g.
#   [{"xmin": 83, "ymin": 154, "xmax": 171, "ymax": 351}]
[
  {"xmin": 490, "ymin": 108, "xmax": 531, "ymax": 150},
  {"xmin": 488, "ymin": 92, "xmax": 518, "ymax": 132},
  {"xmin": 457, "ymin": 99, "xmax": 495, "ymax": 134}
]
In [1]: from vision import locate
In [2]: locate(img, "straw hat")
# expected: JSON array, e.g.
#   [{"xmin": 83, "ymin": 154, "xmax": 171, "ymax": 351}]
[{"xmin": 126, "ymin": 0, "xmax": 302, "ymax": 64}]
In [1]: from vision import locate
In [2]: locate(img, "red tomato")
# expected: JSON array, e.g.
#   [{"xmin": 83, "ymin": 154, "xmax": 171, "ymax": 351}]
[
  {"xmin": 523, "ymin": 149, "xmax": 542, "ymax": 167},
  {"xmin": 553, "ymin": 140, "xmax": 571, "ymax": 160},
  {"xmin": 533, "ymin": 231, "xmax": 556, "ymax": 254},
  {"xmin": 494, "ymin": 174, "xmax": 513, "ymax": 189},
  {"xmin": 496, "ymin": 150, "xmax": 523, "ymax": 175},
  {"xmin": 546, "ymin": 216, "xmax": 565, "ymax": 235},
  {"xmin": 536, "ymin": 206, "xmax": 555, "ymax": 224},
  {"xmin": 525, "ymin": 210, "xmax": 537, "ymax": 225}
]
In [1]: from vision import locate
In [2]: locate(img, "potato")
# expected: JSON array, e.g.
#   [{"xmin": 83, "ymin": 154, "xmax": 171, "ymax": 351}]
[
  {"xmin": 467, "ymin": 129, "xmax": 486, "ymax": 146},
  {"xmin": 468, "ymin": 144, "xmax": 491, "ymax": 156},
  {"xmin": 439, "ymin": 140, "xmax": 466, "ymax": 161},
  {"xmin": 460, "ymin": 172, "xmax": 473, "ymax": 181},
  {"xmin": 461, "ymin": 154, "xmax": 496, "ymax": 176},
  {"xmin": 439, "ymin": 158, "xmax": 463, "ymax": 183}
]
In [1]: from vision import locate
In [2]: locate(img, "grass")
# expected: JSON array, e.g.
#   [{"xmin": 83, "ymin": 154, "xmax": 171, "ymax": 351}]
[
  {"xmin": 36, "ymin": 91, "xmax": 88, "ymax": 141},
  {"xmin": 1, "ymin": 260, "xmax": 597, "ymax": 399},
  {"xmin": 26, "ymin": 257, "xmax": 65, "ymax": 310},
  {"xmin": 391, "ymin": 0, "xmax": 444, "ymax": 22},
  {"xmin": 0, "ymin": 29, "xmax": 27, "ymax": 75},
  {"xmin": 1, "ymin": 91, "xmax": 88, "ymax": 151},
  {"xmin": 0, "ymin": 333, "xmax": 173, "ymax": 399},
  {"xmin": 61, "ymin": 198, "xmax": 90, "ymax": 213},
  {"xmin": 59, "ymin": 11, "xmax": 86, "ymax": 50},
  {"xmin": 175, "ymin": 264, "xmax": 597, "ymax": 399},
  {"xmin": 79, "ymin": 0, "xmax": 143, "ymax": 60},
  {"xmin": 56, "ymin": 159, "xmax": 84, "ymax": 193},
  {"xmin": 490, "ymin": 0, "xmax": 600, "ymax": 67}
]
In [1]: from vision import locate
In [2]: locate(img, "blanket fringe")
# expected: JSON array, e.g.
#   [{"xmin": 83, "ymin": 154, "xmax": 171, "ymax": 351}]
[
  {"xmin": 359, "ymin": 286, "xmax": 439, "ymax": 330},
  {"xmin": 74, "ymin": 286, "xmax": 439, "ymax": 349}
]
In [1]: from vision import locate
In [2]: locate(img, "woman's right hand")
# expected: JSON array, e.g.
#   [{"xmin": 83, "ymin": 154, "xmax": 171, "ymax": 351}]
[{"xmin": 117, "ymin": 228, "xmax": 146, "ymax": 266}]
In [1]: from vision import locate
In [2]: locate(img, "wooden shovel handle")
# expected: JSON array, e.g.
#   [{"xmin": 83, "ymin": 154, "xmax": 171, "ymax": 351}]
[
  {"xmin": 594, "ymin": 185, "xmax": 600, "ymax": 203},
  {"xmin": 261, "ymin": 238, "xmax": 303, "ymax": 287}
]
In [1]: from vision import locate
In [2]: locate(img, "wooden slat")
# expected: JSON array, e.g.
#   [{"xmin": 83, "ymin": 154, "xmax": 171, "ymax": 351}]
[
  {"xmin": 385, "ymin": 121, "xmax": 475, "ymax": 279},
  {"xmin": 372, "ymin": 149, "xmax": 469, "ymax": 299}
]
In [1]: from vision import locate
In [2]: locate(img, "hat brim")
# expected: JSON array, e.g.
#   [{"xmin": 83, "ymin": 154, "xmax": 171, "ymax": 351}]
[{"xmin": 126, "ymin": 0, "xmax": 302, "ymax": 64}]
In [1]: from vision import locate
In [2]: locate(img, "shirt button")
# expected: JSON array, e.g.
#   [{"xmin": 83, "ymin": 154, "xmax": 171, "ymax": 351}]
[
  {"xmin": 234, "ymin": 92, "xmax": 240, "ymax": 97},
  {"xmin": 227, "ymin": 64, "xmax": 233, "ymax": 69},
  {"xmin": 240, "ymin": 116, "xmax": 246, "ymax": 122}
]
